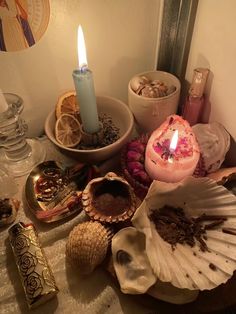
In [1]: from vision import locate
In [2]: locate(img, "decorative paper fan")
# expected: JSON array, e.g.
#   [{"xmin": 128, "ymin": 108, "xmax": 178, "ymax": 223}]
[
  {"xmin": 132, "ymin": 177, "xmax": 236, "ymax": 291},
  {"xmin": 0, "ymin": 0, "xmax": 49, "ymax": 52}
]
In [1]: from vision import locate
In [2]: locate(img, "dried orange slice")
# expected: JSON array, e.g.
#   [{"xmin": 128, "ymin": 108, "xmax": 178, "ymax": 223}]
[
  {"xmin": 55, "ymin": 114, "xmax": 81, "ymax": 148},
  {"xmin": 55, "ymin": 91, "xmax": 79, "ymax": 119}
]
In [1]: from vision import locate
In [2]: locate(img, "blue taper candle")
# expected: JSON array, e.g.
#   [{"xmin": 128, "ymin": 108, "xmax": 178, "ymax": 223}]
[{"xmin": 73, "ymin": 26, "xmax": 100, "ymax": 134}]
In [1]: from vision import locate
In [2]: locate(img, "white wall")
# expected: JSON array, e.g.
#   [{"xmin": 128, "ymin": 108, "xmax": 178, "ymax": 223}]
[
  {"xmin": 186, "ymin": 0, "xmax": 236, "ymax": 140},
  {"xmin": 0, "ymin": 0, "xmax": 161, "ymax": 137}
]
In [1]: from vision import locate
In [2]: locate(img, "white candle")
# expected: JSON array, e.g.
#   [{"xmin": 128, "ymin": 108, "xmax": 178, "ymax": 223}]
[
  {"xmin": 0, "ymin": 89, "xmax": 8, "ymax": 113},
  {"xmin": 145, "ymin": 115, "xmax": 200, "ymax": 183},
  {"xmin": 72, "ymin": 25, "xmax": 100, "ymax": 134}
]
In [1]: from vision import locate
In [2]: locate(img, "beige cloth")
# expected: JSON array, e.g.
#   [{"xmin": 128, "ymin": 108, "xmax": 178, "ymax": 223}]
[{"xmin": 0, "ymin": 137, "xmax": 154, "ymax": 314}]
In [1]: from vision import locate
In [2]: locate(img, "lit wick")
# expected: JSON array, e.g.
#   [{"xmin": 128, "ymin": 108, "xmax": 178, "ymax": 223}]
[
  {"xmin": 168, "ymin": 130, "xmax": 178, "ymax": 163},
  {"xmin": 77, "ymin": 25, "xmax": 88, "ymax": 72}
]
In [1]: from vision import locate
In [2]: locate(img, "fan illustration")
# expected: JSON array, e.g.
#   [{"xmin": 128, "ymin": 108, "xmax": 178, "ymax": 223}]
[{"xmin": 0, "ymin": 0, "xmax": 49, "ymax": 52}]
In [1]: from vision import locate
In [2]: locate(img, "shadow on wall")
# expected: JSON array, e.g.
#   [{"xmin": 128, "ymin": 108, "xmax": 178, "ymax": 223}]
[{"xmin": 109, "ymin": 56, "xmax": 151, "ymax": 104}]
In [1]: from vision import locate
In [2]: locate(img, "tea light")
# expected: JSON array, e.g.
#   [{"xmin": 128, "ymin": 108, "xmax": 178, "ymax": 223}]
[
  {"xmin": 72, "ymin": 25, "xmax": 100, "ymax": 134},
  {"xmin": 145, "ymin": 115, "xmax": 200, "ymax": 182}
]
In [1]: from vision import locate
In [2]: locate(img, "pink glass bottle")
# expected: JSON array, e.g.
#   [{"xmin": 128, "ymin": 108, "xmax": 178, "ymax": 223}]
[{"xmin": 182, "ymin": 68, "xmax": 209, "ymax": 126}]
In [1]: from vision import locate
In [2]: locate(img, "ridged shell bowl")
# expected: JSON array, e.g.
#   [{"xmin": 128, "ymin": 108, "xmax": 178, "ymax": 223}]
[
  {"xmin": 132, "ymin": 176, "xmax": 236, "ymax": 291},
  {"xmin": 82, "ymin": 172, "xmax": 137, "ymax": 223}
]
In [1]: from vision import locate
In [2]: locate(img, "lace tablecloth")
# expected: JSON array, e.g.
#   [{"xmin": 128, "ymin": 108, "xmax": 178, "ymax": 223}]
[{"xmin": 0, "ymin": 137, "xmax": 155, "ymax": 314}]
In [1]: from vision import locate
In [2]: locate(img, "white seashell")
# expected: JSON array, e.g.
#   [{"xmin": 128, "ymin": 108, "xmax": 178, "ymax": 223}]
[
  {"xmin": 111, "ymin": 227, "xmax": 156, "ymax": 294},
  {"xmin": 130, "ymin": 75, "xmax": 149, "ymax": 93},
  {"xmin": 132, "ymin": 176, "xmax": 236, "ymax": 291},
  {"xmin": 140, "ymin": 85, "xmax": 158, "ymax": 98},
  {"xmin": 193, "ymin": 122, "xmax": 230, "ymax": 173},
  {"xmin": 148, "ymin": 280, "xmax": 199, "ymax": 304}
]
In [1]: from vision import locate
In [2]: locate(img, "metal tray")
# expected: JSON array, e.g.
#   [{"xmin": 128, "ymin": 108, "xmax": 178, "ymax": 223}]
[{"xmin": 25, "ymin": 160, "xmax": 98, "ymax": 223}]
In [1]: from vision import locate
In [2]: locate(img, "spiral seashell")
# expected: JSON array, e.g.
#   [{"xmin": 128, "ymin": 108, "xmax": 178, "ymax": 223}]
[
  {"xmin": 193, "ymin": 122, "xmax": 230, "ymax": 173},
  {"xmin": 66, "ymin": 221, "xmax": 113, "ymax": 274},
  {"xmin": 130, "ymin": 75, "xmax": 149, "ymax": 93}
]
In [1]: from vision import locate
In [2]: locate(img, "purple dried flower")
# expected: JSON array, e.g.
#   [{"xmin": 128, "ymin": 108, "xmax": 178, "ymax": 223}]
[
  {"xmin": 133, "ymin": 168, "xmax": 142, "ymax": 175},
  {"xmin": 127, "ymin": 141, "xmax": 145, "ymax": 154},
  {"xmin": 133, "ymin": 170, "xmax": 152, "ymax": 185},
  {"xmin": 127, "ymin": 161, "xmax": 144, "ymax": 174},
  {"xmin": 127, "ymin": 150, "xmax": 143, "ymax": 162}
]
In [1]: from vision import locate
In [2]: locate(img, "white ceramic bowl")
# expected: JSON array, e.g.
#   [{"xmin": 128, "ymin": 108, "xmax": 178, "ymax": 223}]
[
  {"xmin": 45, "ymin": 95, "xmax": 134, "ymax": 164},
  {"xmin": 128, "ymin": 70, "xmax": 181, "ymax": 132}
]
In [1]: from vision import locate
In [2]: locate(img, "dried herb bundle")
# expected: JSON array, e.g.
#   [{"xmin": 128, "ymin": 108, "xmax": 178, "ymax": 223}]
[{"xmin": 149, "ymin": 205, "xmax": 226, "ymax": 251}]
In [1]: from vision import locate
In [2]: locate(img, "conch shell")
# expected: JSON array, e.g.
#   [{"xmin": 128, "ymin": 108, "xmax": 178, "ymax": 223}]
[{"xmin": 193, "ymin": 122, "xmax": 230, "ymax": 173}]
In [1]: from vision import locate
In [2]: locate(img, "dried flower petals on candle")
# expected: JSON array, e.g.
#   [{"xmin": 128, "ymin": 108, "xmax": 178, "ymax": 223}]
[
  {"xmin": 145, "ymin": 115, "xmax": 200, "ymax": 182},
  {"xmin": 153, "ymin": 129, "xmax": 193, "ymax": 161}
]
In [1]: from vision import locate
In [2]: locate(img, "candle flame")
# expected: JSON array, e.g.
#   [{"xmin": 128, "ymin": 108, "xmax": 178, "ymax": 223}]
[
  {"xmin": 77, "ymin": 25, "xmax": 88, "ymax": 70},
  {"xmin": 169, "ymin": 130, "xmax": 178, "ymax": 151}
]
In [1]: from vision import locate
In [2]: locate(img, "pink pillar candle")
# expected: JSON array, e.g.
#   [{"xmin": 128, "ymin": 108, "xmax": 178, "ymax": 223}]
[{"xmin": 145, "ymin": 115, "xmax": 200, "ymax": 182}]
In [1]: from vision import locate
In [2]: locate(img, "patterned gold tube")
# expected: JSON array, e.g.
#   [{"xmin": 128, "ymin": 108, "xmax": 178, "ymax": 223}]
[{"xmin": 8, "ymin": 222, "xmax": 59, "ymax": 309}]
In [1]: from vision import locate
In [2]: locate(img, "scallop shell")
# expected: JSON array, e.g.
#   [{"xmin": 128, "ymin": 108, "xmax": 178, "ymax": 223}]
[
  {"xmin": 66, "ymin": 221, "xmax": 113, "ymax": 274},
  {"xmin": 148, "ymin": 280, "xmax": 199, "ymax": 304},
  {"xmin": 111, "ymin": 227, "xmax": 156, "ymax": 294},
  {"xmin": 193, "ymin": 122, "xmax": 230, "ymax": 173},
  {"xmin": 207, "ymin": 167, "xmax": 236, "ymax": 185},
  {"xmin": 132, "ymin": 176, "xmax": 236, "ymax": 291},
  {"xmin": 209, "ymin": 167, "xmax": 236, "ymax": 197},
  {"xmin": 112, "ymin": 226, "xmax": 199, "ymax": 303},
  {"xmin": 82, "ymin": 172, "xmax": 137, "ymax": 223}
]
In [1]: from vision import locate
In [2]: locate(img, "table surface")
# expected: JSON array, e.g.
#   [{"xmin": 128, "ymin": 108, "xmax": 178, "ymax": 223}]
[{"xmin": 0, "ymin": 137, "xmax": 236, "ymax": 314}]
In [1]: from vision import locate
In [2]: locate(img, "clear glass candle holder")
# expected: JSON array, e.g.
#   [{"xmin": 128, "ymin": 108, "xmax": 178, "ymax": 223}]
[
  {"xmin": 0, "ymin": 164, "xmax": 18, "ymax": 197},
  {"xmin": 0, "ymin": 93, "xmax": 46, "ymax": 177}
]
